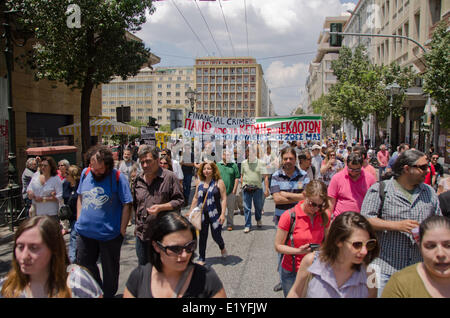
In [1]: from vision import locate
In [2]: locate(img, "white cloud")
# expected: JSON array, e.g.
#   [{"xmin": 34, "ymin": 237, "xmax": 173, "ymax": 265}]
[{"xmin": 136, "ymin": 0, "xmax": 352, "ymax": 115}]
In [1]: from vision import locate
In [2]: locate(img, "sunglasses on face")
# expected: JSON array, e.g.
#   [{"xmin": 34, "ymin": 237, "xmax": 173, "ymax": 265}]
[
  {"xmin": 346, "ymin": 239, "xmax": 377, "ymax": 251},
  {"xmin": 348, "ymin": 167, "xmax": 361, "ymax": 173},
  {"xmin": 156, "ymin": 240, "xmax": 197, "ymax": 255},
  {"xmin": 307, "ymin": 200, "xmax": 325, "ymax": 209},
  {"xmin": 412, "ymin": 164, "xmax": 429, "ymax": 172}
]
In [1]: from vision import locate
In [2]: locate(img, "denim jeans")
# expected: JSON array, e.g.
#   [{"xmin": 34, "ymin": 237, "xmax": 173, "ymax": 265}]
[
  {"xmin": 182, "ymin": 173, "xmax": 193, "ymax": 205},
  {"xmin": 280, "ymin": 267, "xmax": 297, "ymax": 297},
  {"xmin": 76, "ymin": 233, "xmax": 124, "ymax": 298},
  {"xmin": 136, "ymin": 236, "xmax": 150, "ymax": 266},
  {"xmin": 243, "ymin": 188, "xmax": 263, "ymax": 228}
]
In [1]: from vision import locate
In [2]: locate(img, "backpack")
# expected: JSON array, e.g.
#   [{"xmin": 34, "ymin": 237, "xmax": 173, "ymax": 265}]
[
  {"xmin": 80, "ymin": 167, "xmax": 121, "ymax": 187},
  {"xmin": 377, "ymin": 180, "xmax": 387, "ymax": 219}
]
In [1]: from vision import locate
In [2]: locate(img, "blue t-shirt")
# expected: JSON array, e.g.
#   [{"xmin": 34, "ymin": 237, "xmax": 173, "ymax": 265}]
[{"xmin": 75, "ymin": 168, "xmax": 133, "ymax": 241}]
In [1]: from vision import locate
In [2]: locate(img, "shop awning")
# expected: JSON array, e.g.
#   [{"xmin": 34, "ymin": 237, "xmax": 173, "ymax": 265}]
[{"xmin": 58, "ymin": 117, "xmax": 139, "ymax": 136}]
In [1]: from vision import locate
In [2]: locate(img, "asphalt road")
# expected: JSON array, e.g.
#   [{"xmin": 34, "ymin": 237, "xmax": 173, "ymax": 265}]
[{"xmin": 0, "ymin": 198, "xmax": 283, "ymax": 298}]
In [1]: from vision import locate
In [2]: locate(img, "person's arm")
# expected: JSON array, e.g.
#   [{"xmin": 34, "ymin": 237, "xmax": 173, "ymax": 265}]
[
  {"xmin": 187, "ymin": 184, "xmax": 200, "ymax": 216},
  {"xmin": 287, "ymin": 252, "xmax": 315, "ymax": 298},
  {"xmin": 120, "ymin": 203, "xmax": 131, "ymax": 236},
  {"xmin": 328, "ymin": 196, "xmax": 336, "ymax": 215},
  {"xmin": 320, "ymin": 161, "xmax": 329, "ymax": 175},
  {"xmin": 77, "ymin": 195, "xmax": 82, "ymax": 219},
  {"xmin": 232, "ymin": 178, "xmax": 239, "ymax": 195},
  {"xmin": 274, "ymin": 227, "xmax": 310, "ymax": 256},
  {"xmin": 211, "ymin": 288, "xmax": 227, "ymax": 298},
  {"xmin": 264, "ymin": 174, "xmax": 269, "ymax": 197},
  {"xmin": 123, "ymin": 287, "xmax": 135, "ymax": 298}
]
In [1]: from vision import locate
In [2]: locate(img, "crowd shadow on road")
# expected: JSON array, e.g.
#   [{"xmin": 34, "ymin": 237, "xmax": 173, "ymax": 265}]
[{"xmin": 205, "ymin": 255, "xmax": 243, "ymax": 267}]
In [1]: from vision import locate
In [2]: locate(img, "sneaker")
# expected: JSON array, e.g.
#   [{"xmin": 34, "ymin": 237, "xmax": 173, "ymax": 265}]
[
  {"xmin": 273, "ymin": 282, "xmax": 282, "ymax": 292},
  {"xmin": 227, "ymin": 226, "xmax": 233, "ymax": 231},
  {"xmin": 221, "ymin": 248, "xmax": 228, "ymax": 258},
  {"xmin": 257, "ymin": 220, "xmax": 262, "ymax": 227},
  {"xmin": 244, "ymin": 227, "xmax": 250, "ymax": 233}
]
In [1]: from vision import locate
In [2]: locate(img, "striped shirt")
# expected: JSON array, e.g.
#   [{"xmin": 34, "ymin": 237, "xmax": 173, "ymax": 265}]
[
  {"xmin": 270, "ymin": 167, "xmax": 310, "ymax": 217},
  {"xmin": 360, "ymin": 178, "xmax": 441, "ymax": 276}
]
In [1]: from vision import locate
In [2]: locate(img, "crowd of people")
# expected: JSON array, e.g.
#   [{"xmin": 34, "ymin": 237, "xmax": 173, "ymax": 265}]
[{"xmin": 1, "ymin": 137, "xmax": 449, "ymax": 299}]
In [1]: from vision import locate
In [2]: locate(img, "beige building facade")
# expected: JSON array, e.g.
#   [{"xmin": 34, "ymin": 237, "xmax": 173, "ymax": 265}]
[
  {"xmin": 194, "ymin": 57, "xmax": 271, "ymax": 118},
  {"xmin": 101, "ymin": 65, "xmax": 193, "ymax": 126}
]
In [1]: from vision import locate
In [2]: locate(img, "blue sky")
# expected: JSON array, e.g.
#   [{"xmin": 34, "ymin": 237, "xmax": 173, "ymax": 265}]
[{"xmin": 135, "ymin": 0, "xmax": 358, "ymax": 115}]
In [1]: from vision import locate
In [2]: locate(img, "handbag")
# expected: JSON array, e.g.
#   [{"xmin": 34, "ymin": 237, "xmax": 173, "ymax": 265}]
[
  {"xmin": 188, "ymin": 184, "xmax": 209, "ymax": 231},
  {"xmin": 58, "ymin": 205, "xmax": 72, "ymax": 220}
]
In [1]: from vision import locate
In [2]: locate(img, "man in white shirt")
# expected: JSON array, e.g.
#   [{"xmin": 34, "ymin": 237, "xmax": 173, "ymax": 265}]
[
  {"xmin": 161, "ymin": 148, "xmax": 184, "ymax": 185},
  {"xmin": 118, "ymin": 148, "xmax": 135, "ymax": 181},
  {"xmin": 310, "ymin": 144, "xmax": 322, "ymax": 180}
]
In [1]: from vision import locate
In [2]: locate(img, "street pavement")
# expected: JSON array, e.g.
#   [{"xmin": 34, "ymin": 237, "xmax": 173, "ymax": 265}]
[{"xmin": 0, "ymin": 197, "xmax": 283, "ymax": 298}]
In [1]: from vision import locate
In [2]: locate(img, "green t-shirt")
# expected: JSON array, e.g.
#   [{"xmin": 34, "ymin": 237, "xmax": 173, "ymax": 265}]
[
  {"xmin": 217, "ymin": 162, "xmax": 240, "ymax": 195},
  {"xmin": 241, "ymin": 159, "xmax": 267, "ymax": 188},
  {"xmin": 381, "ymin": 263, "xmax": 432, "ymax": 298}
]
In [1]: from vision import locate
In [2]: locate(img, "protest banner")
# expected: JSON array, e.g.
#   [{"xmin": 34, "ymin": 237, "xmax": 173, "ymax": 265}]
[{"xmin": 183, "ymin": 111, "xmax": 321, "ymax": 142}]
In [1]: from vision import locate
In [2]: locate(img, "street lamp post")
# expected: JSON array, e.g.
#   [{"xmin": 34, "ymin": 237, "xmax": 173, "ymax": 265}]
[
  {"xmin": 385, "ymin": 82, "xmax": 402, "ymax": 148},
  {"xmin": 185, "ymin": 87, "xmax": 198, "ymax": 112}
]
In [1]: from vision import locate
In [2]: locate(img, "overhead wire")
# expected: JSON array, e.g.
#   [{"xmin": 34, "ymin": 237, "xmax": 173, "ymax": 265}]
[
  {"xmin": 170, "ymin": 0, "xmax": 210, "ymax": 56},
  {"xmin": 194, "ymin": 0, "xmax": 223, "ymax": 57},
  {"xmin": 218, "ymin": 0, "xmax": 236, "ymax": 57}
]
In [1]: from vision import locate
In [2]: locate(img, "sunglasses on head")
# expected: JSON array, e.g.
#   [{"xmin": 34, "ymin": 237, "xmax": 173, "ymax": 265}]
[
  {"xmin": 156, "ymin": 240, "xmax": 197, "ymax": 255},
  {"xmin": 346, "ymin": 239, "xmax": 377, "ymax": 251}
]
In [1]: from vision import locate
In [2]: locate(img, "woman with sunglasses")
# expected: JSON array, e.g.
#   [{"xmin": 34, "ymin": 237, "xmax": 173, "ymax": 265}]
[
  {"xmin": 382, "ymin": 215, "xmax": 450, "ymax": 298},
  {"xmin": 274, "ymin": 180, "xmax": 331, "ymax": 297},
  {"xmin": 287, "ymin": 211, "xmax": 379, "ymax": 298},
  {"xmin": 123, "ymin": 212, "xmax": 226, "ymax": 298},
  {"xmin": 320, "ymin": 148, "xmax": 344, "ymax": 186},
  {"xmin": 26, "ymin": 157, "xmax": 63, "ymax": 219}
]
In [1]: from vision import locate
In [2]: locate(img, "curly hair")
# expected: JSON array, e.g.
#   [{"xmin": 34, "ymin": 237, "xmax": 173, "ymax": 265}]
[{"xmin": 197, "ymin": 161, "xmax": 222, "ymax": 181}]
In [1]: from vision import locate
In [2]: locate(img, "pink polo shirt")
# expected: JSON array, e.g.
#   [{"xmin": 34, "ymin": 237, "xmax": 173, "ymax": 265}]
[
  {"xmin": 377, "ymin": 150, "xmax": 390, "ymax": 168},
  {"xmin": 327, "ymin": 167, "xmax": 376, "ymax": 218}
]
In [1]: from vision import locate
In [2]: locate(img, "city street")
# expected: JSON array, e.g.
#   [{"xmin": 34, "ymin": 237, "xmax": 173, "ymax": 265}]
[{"xmin": 0, "ymin": 198, "xmax": 283, "ymax": 298}]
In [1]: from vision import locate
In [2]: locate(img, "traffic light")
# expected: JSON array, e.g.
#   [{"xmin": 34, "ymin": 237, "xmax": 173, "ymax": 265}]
[
  {"xmin": 330, "ymin": 23, "xmax": 343, "ymax": 47},
  {"xmin": 169, "ymin": 109, "xmax": 183, "ymax": 131},
  {"xmin": 148, "ymin": 116, "xmax": 158, "ymax": 130},
  {"xmin": 116, "ymin": 106, "xmax": 131, "ymax": 122},
  {"xmin": 420, "ymin": 114, "xmax": 430, "ymax": 133}
]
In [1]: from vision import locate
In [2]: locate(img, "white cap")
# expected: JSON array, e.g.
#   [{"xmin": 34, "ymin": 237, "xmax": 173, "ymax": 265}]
[{"xmin": 312, "ymin": 144, "xmax": 321, "ymax": 150}]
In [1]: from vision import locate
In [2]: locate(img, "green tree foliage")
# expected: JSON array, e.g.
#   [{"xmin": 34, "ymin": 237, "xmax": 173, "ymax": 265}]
[
  {"xmin": 329, "ymin": 45, "xmax": 414, "ymax": 145},
  {"xmin": 7, "ymin": 0, "xmax": 155, "ymax": 156},
  {"xmin": 423, "ymin": 21, "xmax": 450, "ymax": 128},
  {"xmin": 311, "ymin": 94, "xmax": 342, "ymax": 134}
]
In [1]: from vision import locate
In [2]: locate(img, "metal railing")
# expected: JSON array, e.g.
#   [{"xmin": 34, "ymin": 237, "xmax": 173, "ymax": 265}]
[{"xmin": 0, "ymin": 184, "xmax": 27, "ymax": 232}]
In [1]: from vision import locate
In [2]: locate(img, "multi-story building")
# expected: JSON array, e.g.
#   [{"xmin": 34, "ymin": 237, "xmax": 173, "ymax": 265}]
[
  {"xmin": 194, "ymin": 57, "xmax": 271, "ymax": 118},
  {"xmin": 101, "ymin": 65, "xmax": 195, "ymax": 126},
  {"xmin": 343, "ymin": 0, "xmax": 449, "ymax": 154}
]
